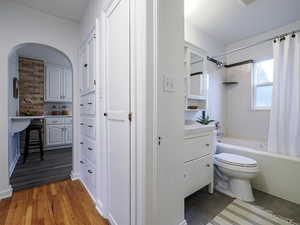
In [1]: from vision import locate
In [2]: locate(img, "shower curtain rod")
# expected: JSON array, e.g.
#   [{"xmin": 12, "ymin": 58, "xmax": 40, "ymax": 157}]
[{"xmin": 212, "ymin": 28, "xmax": 300, "ymax": 59}]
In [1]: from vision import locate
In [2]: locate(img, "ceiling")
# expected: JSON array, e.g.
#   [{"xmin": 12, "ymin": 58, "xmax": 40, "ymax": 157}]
[
  {"xmin": 185, "ymin": 0, "xmax": 300, "ymax": 45},
  {"xmin": 12, "ymin": 0, "xmax": 89, "ymax": 23}
]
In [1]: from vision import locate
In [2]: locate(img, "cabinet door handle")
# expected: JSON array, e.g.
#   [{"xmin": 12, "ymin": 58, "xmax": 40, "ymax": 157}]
[
  {"xmin": 206, "ymin": 144, "xmax": 210, "ymax": 147},
  {"xmin": 88, "ymin": 102, "xmax": 93, "ymax": 105},
  {"xmin": 80, "ymin": 142, "xmax": 84, "ymax": 145},
  {"xmin": 206, "ymin": 164, "xmax": 211, "ymax": 167},
  {"xmin": 80, "ymin": 104, "xmax": 84, "ymax": 106},
  {"xmin": 80, "ymin": 160, "xmax": 84, "ymax": 164},
  {"xmin": 80, "ymin": 123, "xmax": 84, "ymax": 125},
  {"xmin": 84, "ymin": 64, "xmax": 88, "ymax": 68},
  {"xmin": 88, "ymin": 170, "xmax": 93, "ymax": 174},
  {"xmin": 88, "ymin": 125, "xmax": 93, "ymax": 128},
  {"xmin": 88, "ymin": 147, "xmax": 93, "ymax": 151}
]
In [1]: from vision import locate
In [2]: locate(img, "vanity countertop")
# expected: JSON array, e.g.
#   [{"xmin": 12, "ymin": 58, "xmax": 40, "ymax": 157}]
[{"xmin": 184, "ymin": 123, "xmax": 215, "ymax": 136}]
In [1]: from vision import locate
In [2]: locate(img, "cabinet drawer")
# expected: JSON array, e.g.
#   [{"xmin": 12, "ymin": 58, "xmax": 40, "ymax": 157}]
[
  {"xmin": 84, "ymin": 118, "xmax": 96, "ymax": 139},
  {"xmin": 46, "ymin": 117, "xmax": 64, "ymax": 125},
  {"xmin": 85, "ymin": 161, "xmax": 96, "ymax": 196},
  {"xmin": 184, "ymin": 155, "xmax": 213, "ymax": 197},
  {"xmin": 85, "ymin": 139, "xmax": 96, "ymax": 165},
  {"xmin": 79, "ymin": 158, "xmax": 87, "ymax": 183},
  {"xmin": 86, "ymin": 94, "xmax": 96, "ymax": 115},
  {"xmin": 64, "ymin": 117, "xmax": 72, "ymax": 124},
  {"xmin": 184, "ymin": 134, "xmax": 212, "ymax": 162}
]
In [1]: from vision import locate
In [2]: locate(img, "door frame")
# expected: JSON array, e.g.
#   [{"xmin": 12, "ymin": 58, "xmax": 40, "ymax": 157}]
[{"xmin": 100, "ymin": 0, "xmax": 147, "ymax": 224}]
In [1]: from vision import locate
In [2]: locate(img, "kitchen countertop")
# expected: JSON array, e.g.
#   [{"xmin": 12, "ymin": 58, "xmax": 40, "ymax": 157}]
[{"xmin": 10, "ymin": 115, "xmax": 72, "ymax": 119}]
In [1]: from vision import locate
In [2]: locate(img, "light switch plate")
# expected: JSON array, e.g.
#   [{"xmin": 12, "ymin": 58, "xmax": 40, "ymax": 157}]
[{"xmin": 163, "ymin": 75, "xmax": 176, "ymax": 92}]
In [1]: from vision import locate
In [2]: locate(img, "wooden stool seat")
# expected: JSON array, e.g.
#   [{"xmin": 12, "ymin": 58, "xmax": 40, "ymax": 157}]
[{"xmin": 23, "ymin": 121, "xmax": 44, "ymax": 164}]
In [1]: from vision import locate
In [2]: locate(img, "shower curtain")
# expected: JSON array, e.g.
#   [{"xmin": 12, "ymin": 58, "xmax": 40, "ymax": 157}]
[{"xmin": 268, "ymin": 34, "xmax": 300, "ymax": 157}]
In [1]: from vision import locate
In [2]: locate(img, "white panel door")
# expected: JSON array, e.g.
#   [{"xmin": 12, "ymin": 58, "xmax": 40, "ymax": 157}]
[
  {"xmin": 45, "ymin": 65, "xmax": 62, "ymax": 102},
  {"xmin": 64, "ymin": 69, "xmax": 73, "ymax": 102},
  {"xmin": 88, "ymin": 34, "xmax": 96, "ymax": 91},
  {"xmin": 106, "ymin": 0, "xmax": 131, "ymax": 224},
  {"xmin": 46, "ymin": 124, "xmax": 64, "ymax": 146}
]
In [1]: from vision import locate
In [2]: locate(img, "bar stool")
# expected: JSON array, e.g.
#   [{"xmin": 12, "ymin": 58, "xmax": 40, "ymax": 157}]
[{"xmin": 23, "ymin": 120, "xmax": 44, "ymax": 164}]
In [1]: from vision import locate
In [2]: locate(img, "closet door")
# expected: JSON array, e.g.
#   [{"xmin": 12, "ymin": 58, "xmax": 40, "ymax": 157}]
[
  {"xmin": 80, "ymin": 47, "xmax": 88, "ymax": 93},
  {"xmin": 105, "ymin": 0, "xmax": 131, "ymax": 224}
]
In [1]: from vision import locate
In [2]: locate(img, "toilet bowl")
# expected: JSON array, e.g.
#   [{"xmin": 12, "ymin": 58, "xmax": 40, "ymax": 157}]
[{"xmin": 214, "ymin": 153, "xmax": 259, "ymax": 202}]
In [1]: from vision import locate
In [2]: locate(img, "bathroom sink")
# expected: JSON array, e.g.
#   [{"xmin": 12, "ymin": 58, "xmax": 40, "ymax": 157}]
[{"xmin": 184, "ymin": 123, "xmax": 215, "ymax": 136}]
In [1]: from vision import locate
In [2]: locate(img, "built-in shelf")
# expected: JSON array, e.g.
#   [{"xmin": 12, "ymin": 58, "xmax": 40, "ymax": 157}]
[
  {"xmin": 187, "ymin": 95, "xmax": 207, "ymax": 100},
  {"xmin": 222, "ymin": 81, "xmax": 239, "ymax": 85}
]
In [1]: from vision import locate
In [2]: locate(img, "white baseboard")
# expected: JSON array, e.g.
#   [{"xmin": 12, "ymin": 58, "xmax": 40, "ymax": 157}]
[
  {"xmin": 179, "ymin": 220, "xmax": 188, "ymax": 225},
  {"xmin": 0, "ymin": 185, "xmax": 13, "ymax": 200},
  {"xmin": 70, "ymin": 171, "xmax": 80, "ymax": 181},
  {"xmin": 9, "ymin": 152, "xmax": 20, "ymax": 177}
]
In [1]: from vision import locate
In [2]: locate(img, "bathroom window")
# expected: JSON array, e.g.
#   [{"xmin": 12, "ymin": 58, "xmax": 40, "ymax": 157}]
[{"xmin": 252, "ymin": 59, "xmax": 274, "ymax": 110}]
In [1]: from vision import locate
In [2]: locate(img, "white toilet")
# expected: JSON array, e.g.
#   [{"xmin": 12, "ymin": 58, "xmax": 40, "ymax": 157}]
[{"xmin": 214, "ymin": 153, "xmax": 259, "ymax": 202}]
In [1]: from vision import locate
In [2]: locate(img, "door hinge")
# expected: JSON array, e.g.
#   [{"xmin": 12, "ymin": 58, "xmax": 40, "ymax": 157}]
[
  {"xmin": 128, "ymin": 112, "xmax": 132, "ymax": 122},
  {"xmin": 158, "ymin": 136, "xmax": 162, "ymax": 146}
]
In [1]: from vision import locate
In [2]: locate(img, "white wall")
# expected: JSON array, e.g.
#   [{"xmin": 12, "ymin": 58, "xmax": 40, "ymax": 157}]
[
  {"xmin": 0, "ymin": 1, "xmax": 80, "ymax": 198},
  {"xmin": 17, "ymin": 43, "xmax": 72, "ymax": 67},
  {"xmin": 224, "ymin": 20, "xmax": 300, "ymax": 141},
  {"xmin": 8, "ymin": 51, "xmax": 20, "ymax": 176},
  {"xmin": 184, "ymin": 23, "xmax": 227, "ymax": 132}
]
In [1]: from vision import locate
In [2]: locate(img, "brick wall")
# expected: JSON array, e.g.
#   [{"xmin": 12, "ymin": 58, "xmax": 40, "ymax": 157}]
[{"xmin": 19, "ymin": 57, "xmax": 44, "ymax": 115}]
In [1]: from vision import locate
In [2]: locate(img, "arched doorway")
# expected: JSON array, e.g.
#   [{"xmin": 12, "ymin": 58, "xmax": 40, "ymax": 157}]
[{"xmin": 7, "ymin": 43, "xmax": 74, "ymax": 191}]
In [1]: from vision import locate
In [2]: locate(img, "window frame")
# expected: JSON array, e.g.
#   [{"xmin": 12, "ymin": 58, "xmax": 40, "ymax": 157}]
[{"xmin": 251, "ymin": 59, "xmax": 274, "ymax": 111}]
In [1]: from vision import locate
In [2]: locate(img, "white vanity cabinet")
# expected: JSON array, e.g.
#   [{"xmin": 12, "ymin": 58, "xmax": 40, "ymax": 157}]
[
  {"xmin": 45, "ymin": 117, "xmax": 73, "ymax": 146},
  {"xmin": 45, "ymin": 64, "xmax": 72, "ymax": 102},
  {"xmin": 184, "ymin": 126, "xmax": 214, "ymax": 197}
]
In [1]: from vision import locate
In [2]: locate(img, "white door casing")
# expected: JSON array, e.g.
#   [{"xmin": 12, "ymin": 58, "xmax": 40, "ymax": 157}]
[
  {"xmin": 64, "ymin": 69, "xmax": 73, "ymax": 102},
  {"xmin": 104, "ymin": 0, "xmax": 131, "ymax": 224}
]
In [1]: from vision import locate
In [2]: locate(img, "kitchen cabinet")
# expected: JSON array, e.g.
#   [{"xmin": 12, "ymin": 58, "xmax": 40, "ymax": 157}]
[
  {"xmin": 45, "ymin": 117, "xmax": 73, "ymax": 146},
  {"xmin": 45, "ymin": 64, "xmax": 72, "ymax": 102}
]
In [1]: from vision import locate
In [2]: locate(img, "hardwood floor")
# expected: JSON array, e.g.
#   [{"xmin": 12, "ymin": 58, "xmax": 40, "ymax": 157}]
[{"xmin": 0, "ymin": 179, "xmax": 109, "ymax": 225}]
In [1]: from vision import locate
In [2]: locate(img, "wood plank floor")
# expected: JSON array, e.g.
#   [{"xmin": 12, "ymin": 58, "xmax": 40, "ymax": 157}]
[
  {"xmin": 11, "ymin": 148, "xmax": 72, "ymax": 191},
  {"xmin": 0, "ymin": 179, "xmax": 109, "ymax": 225}
]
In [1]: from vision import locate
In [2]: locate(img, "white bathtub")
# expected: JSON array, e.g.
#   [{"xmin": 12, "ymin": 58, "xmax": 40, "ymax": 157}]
[{"xmin": 216, "ymin": 136, "xmax": 300, "ymax": 205}]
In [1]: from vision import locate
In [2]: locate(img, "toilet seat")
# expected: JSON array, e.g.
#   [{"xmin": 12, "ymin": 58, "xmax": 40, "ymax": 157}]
[{"xmin": 215, "ymin": 153, "xmax": 257, "ymax": 167}]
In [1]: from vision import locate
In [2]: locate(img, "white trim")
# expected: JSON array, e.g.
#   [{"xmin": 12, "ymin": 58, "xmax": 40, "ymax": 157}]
[
  {"xmin": 70, "ymin": 170, "xmax": 80, "ymax": 180},
  {"xmin": 151, "ymin": 0, "xmax": 159, "ymax": 223},
  {"xmin": 179, "ymin": 220, "xmax": 188, "ymax": 225},
  {"xmin": 0, "ymin": 185, "xmax": 13, "ymax": 200}
]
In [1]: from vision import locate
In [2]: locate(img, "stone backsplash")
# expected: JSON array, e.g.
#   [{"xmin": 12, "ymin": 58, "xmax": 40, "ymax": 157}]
[{"xmin": 19, "ymin": 57, "xmax": 44, "ymax": 115}]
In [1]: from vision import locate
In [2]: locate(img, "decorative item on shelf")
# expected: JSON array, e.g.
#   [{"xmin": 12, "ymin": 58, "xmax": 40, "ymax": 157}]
[
  {"xmin": 196, "ymin": 111, "xmax": 214, "ymax": 125},
  {"xmin": 187, "ymin": 105, "xmax": 199, "ymax": 110},
  {"xmin": 61, "ymin": 105, "xmax": 70, "ymax": 115},
  {"xmin": 20, "ymin": 110, "xmax": 37, "ymax": 116},
  {"xmin": 51, "ymin": 105, "xmax": 60, "ymax": 115}
]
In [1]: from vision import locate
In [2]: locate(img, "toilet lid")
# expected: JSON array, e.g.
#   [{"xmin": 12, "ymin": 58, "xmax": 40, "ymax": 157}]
[{"xmin": 214, "ymin": 153, "xmax": 257, "ymax": 167}]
